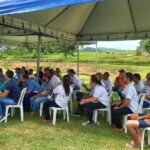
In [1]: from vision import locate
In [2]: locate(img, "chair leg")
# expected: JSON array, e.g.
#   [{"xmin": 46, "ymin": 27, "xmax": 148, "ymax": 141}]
[
  {"xmin": 11, "ymin": 108, "xmax": 14, "ymax": 117},
  {"xmin": 39, "ymin": 103, "xmax": 43, "ymax": 117},
  {"xmin": 63, "ymin": 110, "xmax": 66, "ymax": 120},
  {"xmin": 148, "ymin": 130, "xmax": 150, "ymax": 145},
  {"xmin": 70, "ymin": 99, "xmax": 73, "ymax": 114},
  {"xmin": 52, "ymin": 109, "xmax": 57, "ymax": 125},
  {"xmin": 141, "ymin": 129, "xmax": 146, "ymax": 150},
  {"xmin": 5, "ymin": 107, "xmax": 9, "ymax": 123},
  {"xmin": 93, "ymin": 110, "xmax": 98, "ymax": 123},
  {"xmin": 20, "ymin": 106, "xmax": 24, "ymax": 122},
  {"xmin": 66, "ymin": 107, "xmax": 69, "ymax": 123},
  {"xmin": 108, "ymin": 110, "xmax": 111, "ymax": 125}
]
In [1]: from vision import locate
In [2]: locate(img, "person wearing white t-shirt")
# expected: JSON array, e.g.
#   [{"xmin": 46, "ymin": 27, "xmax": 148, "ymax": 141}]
[
  {"xmin": 143, "ymin": 72, "xmax": 150, "ymax": 86},
  {"xmin": 42, "ymin": 75, "xmax": 73, "ymax": 122},
  {"xmin": 79, "ymin": 74, "xmax": 109, "ymax": 126},
  {"xmin": 111, "ymin": 72, "xmax": 138, "ymax": 130},
  {"xmin": 102, "ymin": 72, "xmax": 113, "ymax": 94},
  {"xmin": 143, "ymin": 78, "xmax": 150, "ymax": 108},
  {"xmin": 67, "ymin": 69, "xmax": 82, "ymax": 90},
  {"xmin": 133, "ymin": 73, "xmax": 144, "ymax": 95}
]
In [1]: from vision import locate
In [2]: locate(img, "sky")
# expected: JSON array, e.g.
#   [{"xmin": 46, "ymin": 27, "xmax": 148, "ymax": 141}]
[{"xmin": 87, "ymin": 40, "xmax": 141, "ymax": 50}]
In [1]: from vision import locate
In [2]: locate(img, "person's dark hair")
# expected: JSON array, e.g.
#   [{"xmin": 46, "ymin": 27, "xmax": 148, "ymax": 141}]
[
  {"xmin": 125, "ymin": 72, "xmax": 133, "ymax": 81},
  {"xmin": 24, "ymin": 70, "xmax": 29, "ymax": 75},
  {"xmin": 48, "ymin": 68, "xmax": 55, "ymax": 75},
  {"xmin": 104, "ymin": 72, "xmax": 110, "ymax": 77},
  {"xmin": 56, "ymin": 68, "xmax": 61, "ymax": 73},
  {"xmin": 91, "ymin": 74, "xmax": 103, "ymax": 86},
  {"xmin": 133, "ymin": 73, "xmax": 141, "ymax": 81},
  {"xmin": 68, "ymin": 69, "xmax": 76, "ymax": 75},
  {"xmin": 0, "ymin": 68, "xmax": 3, "ymax": 73},
  {"xmin": 63, "ymin": 75, "xmax": 71, "ymax": 96},
  {"xmin": 6, "ymin": 70, "xmax": 14, "ymax": 78},
  {"xmin": 22, "ymin": 74, "xmax": 29, "ymax": 79}
]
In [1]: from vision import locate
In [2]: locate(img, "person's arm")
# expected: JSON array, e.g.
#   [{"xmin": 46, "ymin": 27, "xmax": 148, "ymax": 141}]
[
  {"xmin": 0, "ymin": 90, "xmax": 9, "ymax": 98},
  {"xmin": 80, "ymin": 96, "xmax": 96, "ymax": 105},
  {"xmin": 145, "ymin": 95, "xmax": 150, "ymax": 101},
  {"xmin": 138, "ymin": 114, "xmax": 150, "ymax": 120},
  {"xmin": 114, "ymin": 98, "xmax": 130, "ymax": 109}
]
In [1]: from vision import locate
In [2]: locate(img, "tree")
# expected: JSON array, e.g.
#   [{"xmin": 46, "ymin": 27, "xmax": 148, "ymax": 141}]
[{"xmin": 137, "ymin": 39, "xmax": 150, "ymax": 54}]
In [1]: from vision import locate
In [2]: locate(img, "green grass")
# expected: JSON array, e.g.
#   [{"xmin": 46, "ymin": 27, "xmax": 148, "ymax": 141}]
[
  {"xmin": 0, "ymin": 51, "xmax": 150, "ymax": 149},
  {"xmin": 0, "ymin": 107, "xmax": 150, "ymax": 150}
]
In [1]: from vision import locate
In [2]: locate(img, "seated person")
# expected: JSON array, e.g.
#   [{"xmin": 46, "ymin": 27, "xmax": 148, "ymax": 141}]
[
  {"xmin": 42, "ymin": 75, "xmax": 73, "ymax": 122},
  {"xmin": 55, "ymin": 68, "xmax": 62, "ymax": 80},
  {"xmin": 96, "ymin": 72, "xmax": 105, "ymax": 87},
  {"xmin": 113, "ymin": 69, "xmax": 126, "ymax": 100},
  {"xmin": 126, "ymin": 113, "xmax": 150, "ymax": 148},
  {"xmin": 28, "ymin": 69, "xmax": 35, "ymax": 80},
  {"xmin": 102, "ymin": 72, "xmax": 113, "ymax": 94},
  {"xmin": 21, "ymin": 74, "xmax": 40, "ymax": 112},
  {"xmin": 15, "ymin": 67, "xmax": 22, "ymax": 80},
  {"xmin": 47, "ymin": 69, "xmax": 61, "ymax": 89},
  {"xmin": 67, "ymin": 69, "xmax": 82, "ymax": 91},
  {"xmin": 0, "ymin": 70, "xmax": 21, "ymax": 119},
  {"xmin": 0, "ymin": 68, "xmax": 5, "ymax": 86},
  {"xmin": 143, "ymin": 72, "xmax": 150, "ymax": 86},
  {"xmin": 142, "ymin": 77, "xmax": 150, "ymax": 108},
  {"xmin": 133, "ymin": 73, "xmax": 144, "ymax": 95},
  {"xmin": 30, "ymin": 73, "xmax": 52, "ymax": 115},
  {"xmin": 111, "ymin": 72, "xmax": 138, "ymax": 130},
  {"xmin": 79, "ymin": 74, "xmax": 109, "ymax": 126}
]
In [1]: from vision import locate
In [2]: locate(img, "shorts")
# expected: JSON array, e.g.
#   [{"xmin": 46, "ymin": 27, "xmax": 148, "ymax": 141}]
[{"xmin": 138, "ymin": 120, "xmax": 150, "ymax": 128}]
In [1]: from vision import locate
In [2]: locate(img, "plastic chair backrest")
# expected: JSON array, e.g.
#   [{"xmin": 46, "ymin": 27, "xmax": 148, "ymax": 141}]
[
  {"xmin": 17, "ymin": 88, "xmax": 27, "ymax": 106},
  {"xmin": 137, "ymin": 93, "xmax": 146, "ymax": 113},
  {"xmin": 107, "ymin": 91, "xmax": 114, "ymax": 108}
]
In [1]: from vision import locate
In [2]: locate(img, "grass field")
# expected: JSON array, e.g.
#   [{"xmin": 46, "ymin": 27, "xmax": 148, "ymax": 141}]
[{"xmin": 0, "ymin": 51, "xmax": 150, "ymax": 150}]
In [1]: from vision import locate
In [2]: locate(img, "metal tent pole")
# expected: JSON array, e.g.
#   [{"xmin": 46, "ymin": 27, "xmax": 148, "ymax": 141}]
[
  {"xmin": 95, "ymin": 41, "xmax": 98, "ymax": 72},
  {"xmin": 37, "ymin": 35, "xmax": 41, "ymax": 82},
  {"xmin": 77, "ymin": 43, "xmax": 80, "ymax": 76}
]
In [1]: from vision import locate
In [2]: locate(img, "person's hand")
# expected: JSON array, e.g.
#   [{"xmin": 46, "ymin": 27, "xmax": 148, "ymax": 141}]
[
  {"xmin": 79, "ymin": 99, "xmax": 85, "ymax": 105},
  {"xmin": 144, "ymin": 119, "xmax": 150, "ymax": 124},
  {"xmin": 130, "ymin": 113, "xmax": 138, "ymax": 120},
  {"xmin": 114, "ymin": 106, "xmax": 119, "ymax": 109}
]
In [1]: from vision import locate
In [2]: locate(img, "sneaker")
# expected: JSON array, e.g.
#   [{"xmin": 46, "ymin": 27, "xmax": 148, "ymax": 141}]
[
  {"xmin": 71, "ymin": 112, "xmax": 81, "ymax": 117},
  {"xmin": 82, "ymin": 121, "xmax": 99, "ymax": 126}
]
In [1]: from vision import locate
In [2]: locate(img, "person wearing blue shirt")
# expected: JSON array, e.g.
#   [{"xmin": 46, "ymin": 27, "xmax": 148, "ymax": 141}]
[
  {"xmin": 0, "ymin": 70, "xmax": 21, "ymax": 119},
  {"xmin": 0, "ymin": 68, "xmax": 5, "ymax": 86},
  {"xmin": 21, "ymin": 74, "xmax": 40, "ymax": 112}
]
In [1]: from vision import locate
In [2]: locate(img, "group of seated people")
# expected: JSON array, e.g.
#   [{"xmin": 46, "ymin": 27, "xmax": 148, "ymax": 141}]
[{"xmin": 0, "ymin": 67, "xmax": 150, "ymax": 148}]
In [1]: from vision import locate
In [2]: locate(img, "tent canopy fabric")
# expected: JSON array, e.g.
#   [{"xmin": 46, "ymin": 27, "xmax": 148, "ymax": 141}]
[
  {"xmin": 0, "ymin": 0, "xmax": 150, "ymax": 42},
  {"xmin": 0, "ymin": 0, "xmax": 99, "ymax": 15}
]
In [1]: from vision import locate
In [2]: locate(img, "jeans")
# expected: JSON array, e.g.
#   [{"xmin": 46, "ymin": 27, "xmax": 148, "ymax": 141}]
[
  {"xmin": 43, "ymin": 101, "xmax": 60, "ymax": 119},
  {"xmin": 111, "ymin": 106, "xmax": 133, "ymax": 129},
  {"xmin": 30, "ymin": 96, "xmax": 49, "ymax": 113},
  {"xmin": 23, "ymin": 92, "xmax": 37, "ymax": 112},
  {"xmin": 112, "ymin": 86, "xmax": 124, "ymax": 100},
  {"xmin": 85, "ymin": 102, "xmax": 106, "ymax": 123},
  {"xmin": 0, "ymin": 97, "xmax": 16, "ymax": 116}
]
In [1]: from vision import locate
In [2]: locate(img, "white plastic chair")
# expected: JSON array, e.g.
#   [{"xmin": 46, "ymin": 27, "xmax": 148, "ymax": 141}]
[
  {"xmin": 93, "ymin": 92, "xmax": 114, "ymax": 125},
  {"xmin": 39, "ymin": 102, "xmax": 44, "ymax": 117},
  {"xmin": 49, "ymin": 106, "xmax": 69, "ymax": 125},
  {"xmin": 141, "ymin": 127, "xmax": 150, "ymax": 150},
  {"xmin": 123, "ymin": 93, "xmax": 146, "ymax": 133},
  {"xmin": 0, "ymin": 88, "xmax": 27, "ymax": 123}
]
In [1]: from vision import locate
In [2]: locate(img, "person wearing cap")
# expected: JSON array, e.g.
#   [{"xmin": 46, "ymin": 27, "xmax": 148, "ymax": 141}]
[
  {"xmin": 113, "ymin": 69, "xmax": 126, "ymax": 100},
  {"xmin": 21, "ymin": 74, "xmax": 40, "ymax": 112},
  {"xmin": 30, "ymin": 73, "xmax": 52, "ymax": 115}
]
